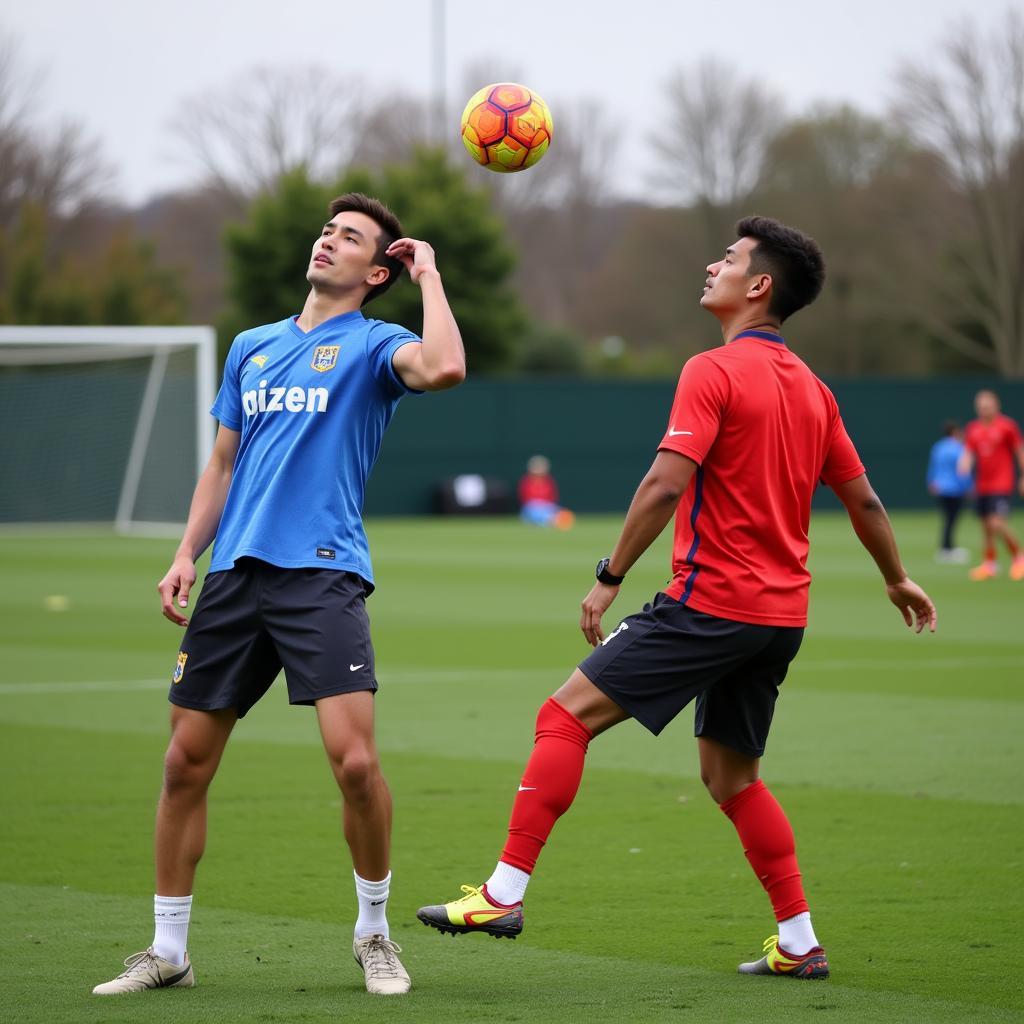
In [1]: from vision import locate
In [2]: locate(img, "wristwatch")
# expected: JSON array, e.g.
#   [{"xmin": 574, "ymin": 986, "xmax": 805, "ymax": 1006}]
[{"xmin": 595, "ymin": 557, "xmax": 625, "ymax": 586}]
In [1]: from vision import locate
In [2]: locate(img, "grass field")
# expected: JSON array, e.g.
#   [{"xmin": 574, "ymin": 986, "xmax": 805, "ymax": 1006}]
[{"xmin": 1, "ymin": 512, "xmax": 1022, "ymax": 1024}]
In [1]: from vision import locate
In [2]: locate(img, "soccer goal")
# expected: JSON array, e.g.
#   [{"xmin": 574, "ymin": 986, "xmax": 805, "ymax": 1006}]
[{"xmin": 0, "ymin": 326, "xmax": 217, "ymax": 534}]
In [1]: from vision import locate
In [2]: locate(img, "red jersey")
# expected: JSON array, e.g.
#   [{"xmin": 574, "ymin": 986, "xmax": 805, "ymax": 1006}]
[
  {"xmin": 964, "ymin": 415, "xmax": 1022, "ymax": 495},
  {"xmin": 659, "ymin": 331, "xmax": 864, "ymax": 627},
  {"xmin": 519, "ymin": 474, "xmax": 559, "ymax": 505}
]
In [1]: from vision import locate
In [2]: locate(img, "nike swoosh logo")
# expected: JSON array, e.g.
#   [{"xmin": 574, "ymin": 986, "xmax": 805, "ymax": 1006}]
[
  {"xmin": 517, "ymin": 785, "xmax": 537, "ymax": 792},
  {"xmin": 668, "ymin": 428, "xmax": 693, "ymax": 436},
  {"xmin": 370, "ymin": 899, "xmax": 386, "ymax": 906},
  {"xmin": 350, "ymin": 663, "xmax": 365, "ymax": 671}
]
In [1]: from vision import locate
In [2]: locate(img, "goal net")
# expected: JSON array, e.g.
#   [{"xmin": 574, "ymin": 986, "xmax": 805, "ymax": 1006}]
[{"xmin": 0, "ymin": 326, "xmax": 217, "ymax": 533}]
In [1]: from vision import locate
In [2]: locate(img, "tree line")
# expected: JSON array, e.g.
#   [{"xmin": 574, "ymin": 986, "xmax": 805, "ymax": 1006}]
[{"xmin": 0, "ymin": 9, "xmax": 1021, "ymax": 377}]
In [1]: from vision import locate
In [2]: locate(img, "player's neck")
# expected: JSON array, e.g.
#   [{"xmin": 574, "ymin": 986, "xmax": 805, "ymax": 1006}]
[
  {"xmin": 719, "ymin": 313, "xmax": 783, "ymax": 345},
  {"xmin": 296, "ymin": 288, "xmax": 363, "ymax": 333}
]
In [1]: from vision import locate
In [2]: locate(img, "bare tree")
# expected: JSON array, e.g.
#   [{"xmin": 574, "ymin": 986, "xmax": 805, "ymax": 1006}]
[
  {"xmin": 0, "ymin": 32, "xmax": 110, "ymax": 229},
  {"xmin": 651, "ymin": 59, "xmax": 786, "ymax": 214},
  {"xmin": 895, "ymin": 9, "xmax": 1024, "ymax": 376},
  {"xmin": 170, "ymin": 67, "xmax": 370, "ymax": 198}
]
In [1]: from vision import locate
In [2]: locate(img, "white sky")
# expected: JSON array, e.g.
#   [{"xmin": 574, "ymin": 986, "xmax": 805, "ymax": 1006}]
[{"xmin": 4, "ymin": 0, "xmax": 1020, "ymax": 204}]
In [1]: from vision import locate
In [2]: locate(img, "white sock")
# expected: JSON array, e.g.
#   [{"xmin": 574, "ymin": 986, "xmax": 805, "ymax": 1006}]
[
  {"xmin": 153, "ymin": 894, "xmax": 192, "ymax": 965},
  {"xmin": 484, "ymin": 861, "xmax": 530, "ymax": 906},
  {"xmin": 354, "ymin": 871, "xmax": 390, "ymax": 940},
  {"xmin": 778, "ymin": 911, "xmax": 818, "ymax": 955}
]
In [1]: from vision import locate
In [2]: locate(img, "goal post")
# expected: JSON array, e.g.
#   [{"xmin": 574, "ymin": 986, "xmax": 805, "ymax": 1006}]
[{"xmin": 0, "ymin": 326, "xmax": 217, "ymax": 533}]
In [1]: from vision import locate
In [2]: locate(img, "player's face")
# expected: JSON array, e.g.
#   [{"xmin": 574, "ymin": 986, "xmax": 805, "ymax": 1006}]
[
  {"xmin": 975, "ymin": 392, "xmax": 999, "ymax": 419},
  {"xmin": 700, "ymin": 237, "xmax": 761, "ymax": 315},
  {"xmin": 306, "ymin": 211, "xmax": 387, "ymax": 295}
]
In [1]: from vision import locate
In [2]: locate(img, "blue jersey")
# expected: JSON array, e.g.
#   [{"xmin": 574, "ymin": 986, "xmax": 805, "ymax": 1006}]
[
  {"xmin": 926, "ymin": 436, "xmax": 971, "ymax": 497},
  {"xmin": 209, "ymin": 311, "xmax": 421, "ymax": 584}
]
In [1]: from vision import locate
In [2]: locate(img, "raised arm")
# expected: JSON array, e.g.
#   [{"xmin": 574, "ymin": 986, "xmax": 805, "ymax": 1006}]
[
  {"xmin": 157, "ymin": 424, "xmax": 240, "ymax": 626},
  {"xmin": 831, "ymin": 473, "xmax": 937, "ymax": 633},
  {"xmin": 387, "ymin": 237, "xmax": 466, "ymax": 392}
]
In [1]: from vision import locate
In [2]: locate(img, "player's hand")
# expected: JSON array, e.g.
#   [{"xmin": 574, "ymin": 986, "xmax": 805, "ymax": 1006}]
[
  {"xmin": 158, "ymin": 556, "xmax": 197, "ymax": 626},
  {"xmin": 580, "ymin": 581, "xmax": 620, "ymax": 647},
  {"xmin": 385, "ymin": 237, "xmax": 437, "ymax": 284},
  {"xmin": 885, "ymin": 578, "xmax": 937, "ymax": 634}
]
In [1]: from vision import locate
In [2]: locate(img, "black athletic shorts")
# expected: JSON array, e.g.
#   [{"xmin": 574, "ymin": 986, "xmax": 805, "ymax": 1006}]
[
  {"xmin": 578, "ymin": 593, "xmax": 803, "ymax": 757},
  {"xmin": 169, "ymin": 557, "xmax": 377, "ymax": 718},
  {"xmin": 976, "ymin": 493, "xmax": 1012, "ymax": 519}
]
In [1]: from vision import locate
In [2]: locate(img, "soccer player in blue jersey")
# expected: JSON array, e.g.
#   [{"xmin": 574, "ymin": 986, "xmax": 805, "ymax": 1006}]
[{"xmin": 93, "ymin": 193, "xmax": 465, "ymax": 998}]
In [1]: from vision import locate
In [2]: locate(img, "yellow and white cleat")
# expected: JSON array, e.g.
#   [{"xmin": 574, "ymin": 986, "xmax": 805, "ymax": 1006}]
[
  {"xmin": 738, "ymin": 935, "xmax": 829, "ymax": 979},
  {"xmin": 417, "ymin": 884, "xmax": 523, "ymax": 939}
]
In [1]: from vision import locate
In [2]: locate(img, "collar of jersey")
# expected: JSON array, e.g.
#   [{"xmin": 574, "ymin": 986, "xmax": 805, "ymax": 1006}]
[
  {"xmin": 732, "ymin": 329, "xmax": 786, "ymax": 345},
  {"xmin": 288, "ymin": 310, "xmax": 365, "ymax": 338}
]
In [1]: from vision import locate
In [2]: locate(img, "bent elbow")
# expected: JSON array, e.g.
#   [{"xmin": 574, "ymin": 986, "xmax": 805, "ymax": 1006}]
[{"xmin": 426, "ymin": 364, "xmax": 466, "ymax": 390}]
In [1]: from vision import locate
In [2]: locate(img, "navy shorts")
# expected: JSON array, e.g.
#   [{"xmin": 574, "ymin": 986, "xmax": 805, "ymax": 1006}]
[
  {"xmin": 169, "ymin": 558, "xmax": 377, "ymax": 718},
  {"xmin": 578, "ymin": 593, "xmax": 803, "ymax": 757},
  {"xmin": 976, "ymin": 493, "xmax": 1012, "ymax": 519}
]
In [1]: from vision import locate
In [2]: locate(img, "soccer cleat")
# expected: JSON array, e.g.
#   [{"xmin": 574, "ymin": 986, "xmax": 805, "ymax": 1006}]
[
  {"xmin": 738, "ymin": 935, "xmax": 829, "ymax": 979},
  {"xmin": 1010, "ymin": 556, "xmax": 1024, "ymax": 581},
  {"xmin": 969, "ymin": 561, "xmax": 999, "ymax": 580},
  {"xmin": 352, "ymin": 934, "xmax": 411, "ymax": 995},
  {"xmin": 92, "ymin": 948, "xmax": 194, "ymax": 994},
  {"xmin": 417, "ymin": 884, "xmax": 524, "ymax": 939}
]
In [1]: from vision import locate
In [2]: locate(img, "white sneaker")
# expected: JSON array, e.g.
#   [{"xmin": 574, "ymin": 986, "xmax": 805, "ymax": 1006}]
[
  {"xmin": 92, "ymin": 948, "xmax": 194, "ymax": 995},
  {"xmin": 352, "ymin": 934, "xmax": 411, "ymax": 995}
]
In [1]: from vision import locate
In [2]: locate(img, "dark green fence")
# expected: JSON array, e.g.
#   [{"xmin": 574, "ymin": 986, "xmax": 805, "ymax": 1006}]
[{"xmin": 365, "ymin": 377, "xmax": 1024, "ymax": 515}]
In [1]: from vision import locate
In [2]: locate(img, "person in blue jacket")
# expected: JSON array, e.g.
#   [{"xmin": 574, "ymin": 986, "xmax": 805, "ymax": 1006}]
[{"xmin": 927, "ymin": 420, "xmax": 972, "ymax": 562}]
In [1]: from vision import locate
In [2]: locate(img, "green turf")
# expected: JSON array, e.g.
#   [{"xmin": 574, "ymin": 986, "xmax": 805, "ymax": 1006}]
[{"xmin": 1, "ymin": 513, "xmax": 1022, "ymax": 1023}]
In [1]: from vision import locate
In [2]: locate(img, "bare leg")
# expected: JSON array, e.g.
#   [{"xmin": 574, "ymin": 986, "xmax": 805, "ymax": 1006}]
[
  {"xmin": 698, "ymin": 735, "xmax": 760, "ymax": 803},
  {"xmin": 981, "ymin": 516, "xmax": 996, "ymax": 556},
  {"xmin": 155, "ymin": 706, "xmax": 237, "ymax": 895},
  {"xmin": 316, "ymin": 691, "xmax": 391, "ymax": 880},
  {"xmin": 988, "ymin": 513, "xmax": 1022, "ymax": 554},
  {"xmin": 552, "ymin": 668, "xmax": 632, "ymax": 736}
]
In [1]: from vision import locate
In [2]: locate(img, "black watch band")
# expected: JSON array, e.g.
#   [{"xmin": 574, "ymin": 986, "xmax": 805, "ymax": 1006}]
[{"xmin": 596, "ymin": 557, "xmax": 625, "ymax": 586}]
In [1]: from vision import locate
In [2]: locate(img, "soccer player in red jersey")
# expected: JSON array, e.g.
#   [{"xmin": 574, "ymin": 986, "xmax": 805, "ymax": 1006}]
[
  {"xmin": 417, "ymin": 217, "xmax": 937, "ymax": 980},
  {"xmin": 961, "ymin": 389, "xmax": 1024, "ymax": 580}
]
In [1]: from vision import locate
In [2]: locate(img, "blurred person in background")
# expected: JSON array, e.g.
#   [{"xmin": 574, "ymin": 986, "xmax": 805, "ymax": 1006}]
[
  {"xmin": 926, "ymin": 420, "xmax": 971, "ymax": 563},
  {"xmin": 518, "ymin": 454, "xmax": 574, "ymax": 529},
  {"xmin": 960, "ymin": 390, "xmax": 1024, "ymax": 581}
]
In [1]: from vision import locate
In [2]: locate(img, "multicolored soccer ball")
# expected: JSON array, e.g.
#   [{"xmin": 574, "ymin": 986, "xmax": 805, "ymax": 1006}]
[{"xmin": 460, "ymin": 83, "xmax": 553, "ymax": 173}]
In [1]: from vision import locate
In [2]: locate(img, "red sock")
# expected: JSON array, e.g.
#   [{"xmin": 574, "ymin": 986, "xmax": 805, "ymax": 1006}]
[
  {"xmin": 986, "ymin": 544, "xmax": 997, "ymax": 561},
  {"xmin": 500, "ymin": 698, "xmax": 593, "ymax": 873},
  {"xmin": 720, "ymin": 779, "xmax": 809, "ymax": 922},
  {"xmin": 1007, "ymin": 538, "xmax": 1020, "ymax": 557}
]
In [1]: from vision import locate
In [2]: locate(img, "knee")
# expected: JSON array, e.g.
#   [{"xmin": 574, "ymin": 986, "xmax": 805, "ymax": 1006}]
[
  {"xmin": 701, "ymin": 768, "xmax": 755, "ymax": 805},
  {"xmin": 163, "ymin": 740, "xmax": 215, "ymax": 796},
  {"xmin": 333, "ymin": 749, "xmax": 381, "ymax": 803}
]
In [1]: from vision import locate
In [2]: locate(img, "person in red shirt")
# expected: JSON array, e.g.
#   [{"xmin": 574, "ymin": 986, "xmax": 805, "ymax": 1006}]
[
  {"xmin": 961, "ymin": 390, "xmax": 1024, "ymax": 581},
  {"xmin": 518, "ymin": 455, "xmax": 574, "ymax": 529},
  {"xmin": 417, "ymin": 217, "xmax": 936, "ymax": 981}
]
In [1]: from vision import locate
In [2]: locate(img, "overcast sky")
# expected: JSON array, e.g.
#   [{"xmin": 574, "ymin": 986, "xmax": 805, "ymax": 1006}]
[{"xmin": 4, "ymin": 0, "xmax": 1020, "ymax": 204}]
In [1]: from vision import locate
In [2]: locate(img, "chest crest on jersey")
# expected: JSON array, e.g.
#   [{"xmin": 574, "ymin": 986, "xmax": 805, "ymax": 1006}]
[{"xmin": 311, "ymin": 345, "xmax": 340, "ymax": 373}]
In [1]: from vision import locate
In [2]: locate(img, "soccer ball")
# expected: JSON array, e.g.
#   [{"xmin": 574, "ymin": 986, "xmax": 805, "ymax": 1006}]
[{"xmin": 460, "ymin": 83, "xmax": 553, "ymax": 173}]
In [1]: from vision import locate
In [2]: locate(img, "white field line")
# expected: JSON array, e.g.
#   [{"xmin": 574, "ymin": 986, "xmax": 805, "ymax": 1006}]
[{"xmin": 0, "ymin": 656, "xmax": 1021, "ymax": 697}]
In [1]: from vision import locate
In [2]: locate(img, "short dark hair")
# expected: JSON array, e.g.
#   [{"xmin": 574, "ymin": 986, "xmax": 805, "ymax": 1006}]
[
  {"xmin": 942, "ymin": 419, "xmax": 960, "ymax": 437},
  {"xmin": 735, "ymin": 216, "xmax": 825, "ymax": 322},
  {"xmin": 327, "ymin": 192, "xmax": 405, "ymax": 306}
]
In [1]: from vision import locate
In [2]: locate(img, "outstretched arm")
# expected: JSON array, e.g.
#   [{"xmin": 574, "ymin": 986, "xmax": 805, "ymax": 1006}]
[
  {"xmin": 580, "ymin": 450, "xmax": 697, "ymax": 646},
  {"xmin": 388, "ymin": 237, "xmax": 466, "ymax": 392},
  {"xmin": 832, "ymin": 473, "xmax": 937, "ymax": 634},
  {"xmin": 157, "ymin": 424, "xmax": 240, "ymax": 626}
]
